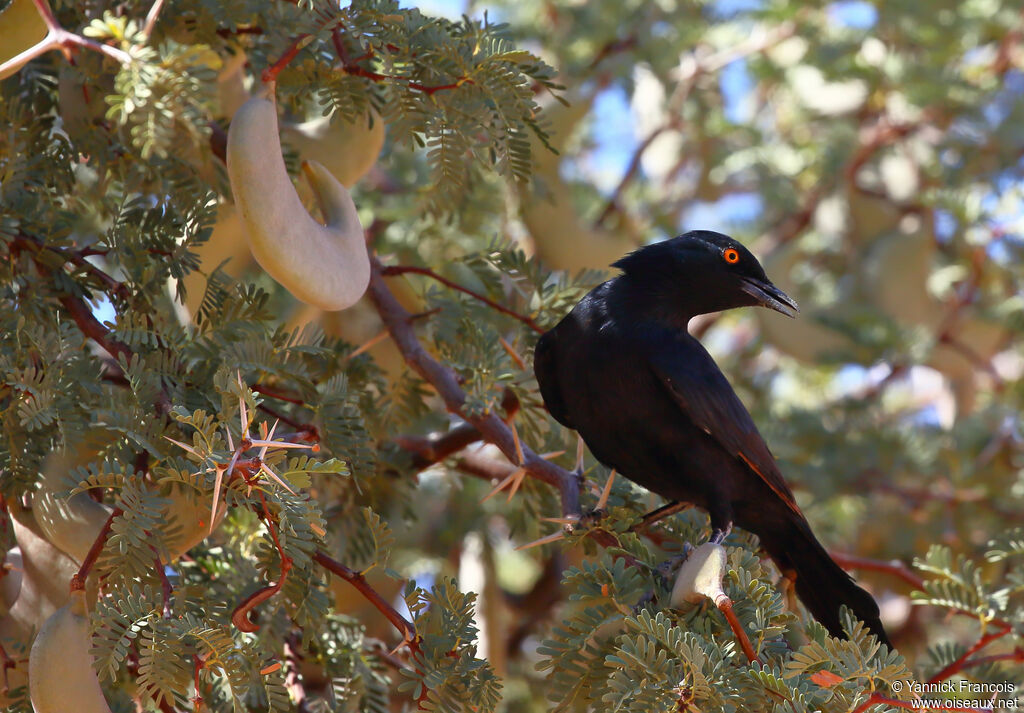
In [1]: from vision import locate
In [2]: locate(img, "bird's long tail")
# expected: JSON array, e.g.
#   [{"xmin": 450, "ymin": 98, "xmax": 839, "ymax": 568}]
[{"xmin": 760, "ymin": 518, "xmax": 891, "ymax": 648}]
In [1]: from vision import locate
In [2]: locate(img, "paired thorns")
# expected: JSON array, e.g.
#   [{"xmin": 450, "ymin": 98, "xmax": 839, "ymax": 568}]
[
  {"xmin": 516, "ymin": 469, "xmax": 617, "ymax": 550},
  {"xmin": 479, "ymin": 421, "xmax": 566, "ymax": 503},
  {"xmin": 480, "ymin": 421, "xmax": 528, "ymax": 502},
  {"xmin": 166, "ymin": 373, "xmax": 322, "ymax": 534}
]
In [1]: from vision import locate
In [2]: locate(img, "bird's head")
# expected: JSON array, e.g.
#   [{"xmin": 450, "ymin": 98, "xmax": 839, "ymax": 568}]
[{"xmin": 612, "ymin": 230, "xmax": 799, "ymax": 323}]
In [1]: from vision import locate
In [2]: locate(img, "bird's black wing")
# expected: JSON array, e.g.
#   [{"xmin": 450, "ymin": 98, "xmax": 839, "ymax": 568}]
[
  {"xmin": 533, "ymin": 330, "xmax": 574, "ymax": 429},
  {"xmin": 648, "ymin": 345, "xmax": 802, "ymax": 516}
]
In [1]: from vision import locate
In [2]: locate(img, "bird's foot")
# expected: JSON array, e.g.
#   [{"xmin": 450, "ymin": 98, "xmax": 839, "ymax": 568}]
[{"xmin": 710, "ymin": 522, "xmax": 733, "ymax": 545}]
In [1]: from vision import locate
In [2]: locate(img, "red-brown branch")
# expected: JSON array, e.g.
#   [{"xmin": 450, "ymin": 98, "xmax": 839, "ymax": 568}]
[
  {"xmin": 9, "ymin": 236, "xmax": 134, "ymax": 363},
  {"xmin": 380, "ymin": 264, "xmax": 544, "ymax": 334},
  {"xmin": 927, "ymin": 624, "xmax": 1012, "ymax": 684},
  {"xmin": 192, "ymin": 654, "xmax": 206, "ymax": 713},
  {"xmin": 75, "ymin": 507, "xmax": 122, "ymax": 585},
  {"xmin": 960, "ymin": 647, "xmax": 1024, "ymax": 670},
  {"xmin": 830, "ymin": 552, "xmax": 925, "ymax": 590},
  {"xmin": 12, "ymin": 235, "xmax": 131, "ymax": 302},
  {"xmin": 153, "ymin": 552, "xmax": 173, "ymax": 617},
  {"xmin": 629, "ymin": 501, "xmax": 692, "ymax": 533},
  {"xmin": 252, "ymin": 383, "xmax": 305, "ymax": 404},
  {"xmin": 595, "ymin": 124, "xmax": 673, "ymax": 226},
  {"xmin": 331, "ymin": 27, "xmax": 468, "ymax": 96},
  {"xmin": 58, "ymin": 294, "xmax": 133, "ymax": 363},
  {"xmin": 262, "ymin": 34, "xmax": 310, "ymax": 83},
  {"xmin": 230, "ymin": 560, "xmax": 291, "ymax": 632},
  {"xmin": 314, "ymin": 550, "xmax": 421, "ymax": 654},
  {"xmin": 232, "ymin": 494, "xmax": 293, "ymax": 632},
  {"xmin": 0, "ymin": 0, "xmax": 132, "ymax": 77},
  {"xmin": 397, "ymin": 388, "xmax": 520, "ymax": 470}
]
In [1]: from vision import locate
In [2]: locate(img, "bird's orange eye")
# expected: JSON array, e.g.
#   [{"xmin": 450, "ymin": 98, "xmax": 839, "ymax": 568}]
[{"xmin": 723, "ymin": 249, "xmax": 739, "ymax": 264}]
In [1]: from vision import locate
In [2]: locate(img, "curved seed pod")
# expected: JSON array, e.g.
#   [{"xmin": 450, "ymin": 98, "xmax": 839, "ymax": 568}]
[
  {"xmin": 34, "ymin": 454, "xmax": 225, "ymax": 566},
  {"xmin": 181, "ymin": 201, "xmax": 252, "ymax": 319},
  {"xmin": 0, "ymin": 504, "xmax": 79, "ymax": 643},
  {"xmin": 33, "ymin": 454, "xmax": 114, "ymax": 565},
  {"xmin": 162, "ymin": 484, "xmax": 227, "ymax": 558},
  {"xmin": 670, "ymin": 542, "xmax": 729, "ymax": 608},
  {"xmin": 227, "ymin": 88, "xmax": 370, "ymax": 311},
  {"xmin": 282, "ymin": 108, "xmax": 385, "ymax": 188},
  {"xmin": 28, "ymin": 589, "xmax": 112, "ymax": 713}
]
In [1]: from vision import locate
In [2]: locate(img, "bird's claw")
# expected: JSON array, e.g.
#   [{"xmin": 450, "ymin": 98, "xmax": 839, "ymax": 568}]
[{"xmin": 710, "ymin": 522, "xmax": 733, "ymax": 545}]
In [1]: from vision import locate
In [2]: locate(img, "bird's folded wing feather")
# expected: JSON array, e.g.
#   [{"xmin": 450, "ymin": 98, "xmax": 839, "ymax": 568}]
[
  {"xmin": 533, "ymin": 331, "xmax": 574, "ymax": 429},
  {"xmin": 649, "ymin": 350, "xmax": 802, "ymax": 516}
]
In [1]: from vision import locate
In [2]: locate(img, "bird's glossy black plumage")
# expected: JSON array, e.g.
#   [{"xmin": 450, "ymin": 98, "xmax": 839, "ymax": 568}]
[{"xmin": 534, "ymin": 230, "xmax": 890, "ymax": 646}]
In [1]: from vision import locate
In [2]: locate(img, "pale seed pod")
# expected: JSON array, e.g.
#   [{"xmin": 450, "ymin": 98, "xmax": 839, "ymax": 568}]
[
  {"xmin": 670, "ymin": 542, "xmax": 729, "ymax": 608},
  {"xmin": 28, "ymin": 588, "xmax": 112, "ymax": 713},
  {"xmin": 33, "ymin": 454, "xmax": 114, "ymax": 566},
  {"xmin": 227, "ymin": 87, "xmax": 370, "ymax": 311}
]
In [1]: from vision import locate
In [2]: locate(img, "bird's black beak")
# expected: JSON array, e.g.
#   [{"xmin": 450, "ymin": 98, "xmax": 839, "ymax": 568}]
[{"xmin": 739, "ymin": 277, "xmax": 799, "ymax": 318}]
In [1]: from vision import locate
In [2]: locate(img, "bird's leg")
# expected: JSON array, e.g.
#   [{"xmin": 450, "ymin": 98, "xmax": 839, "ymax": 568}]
[
  {"xmin": 710, "ymin": 522, "xmax": 733, "ymax": 545},
  {"xmin": 634, "ymin": 500, "xmax": 688, "ymax": 530}
]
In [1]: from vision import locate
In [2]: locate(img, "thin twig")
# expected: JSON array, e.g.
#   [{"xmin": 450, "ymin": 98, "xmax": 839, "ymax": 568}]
[
  {"xmin": 380, "ymin": 264, "xmax": 544, "ymax": 334},
  {"xmin": 58, "ymin": 293, "xmax": 133, "ymax": 363},
  {"xmin": 252, "ymin": 383, "xmax": 305, "ymax": 404},
  {"xmin": 313, "ymin": 550, "xmax": 421, "ymax": 654},
  {"xmin": 927, "ymin": 624, "xmax": 1012, "ymax": 684},
  {"xmin": 0, "ymin": 0, "xmax": 133, "ymax": 77},
  {"xmin": 331, "ymin": 27, "xmax": 469, "ymax": 95},
  {"xmin": 75, "ymin": 507, "xmax": 122, "ymax": 584},
  {"xmin": 262, "ymin": 35, "xmax": 310, "ymax": 83},
  {"xmin": 231, "ymin": 494, "xmax": 293, "ymax": 632},
  {"xmin": 629, "ymin": 501, "xmax": 692, "ymax": 533},
  {"xmin": 717, "ymin": 598, "xmax": 758, "ymax": 663},
  {"xmin": 830, "ymin": 552, "xmax": 924, "ymax": 590},
  {"xmin": 595, "ymin": 125, "xmax": 673, "ymax": 226},
  {"xmin": 142, "ymin": 0, "xmax": 167, "ymax": 39}
]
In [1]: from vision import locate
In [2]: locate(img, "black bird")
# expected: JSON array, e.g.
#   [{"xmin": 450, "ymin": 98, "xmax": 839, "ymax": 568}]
[{"xmin": 534, "ymin": 230, "xmax": 890, "ymax": 646}]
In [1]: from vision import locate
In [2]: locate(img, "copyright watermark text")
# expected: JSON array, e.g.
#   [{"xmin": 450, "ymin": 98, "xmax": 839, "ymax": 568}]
[{"xmin": 889, "ymin": 679, "xmax": 1021, "ymax": 709}]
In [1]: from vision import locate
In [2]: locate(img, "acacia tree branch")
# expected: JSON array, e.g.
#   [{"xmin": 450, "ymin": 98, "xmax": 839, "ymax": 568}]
[
  {"xmin": 397, "ymin": 389, "xmax": 520, "ymax": 471},
  {"xmin": 57, "ymin": 293, "xmax": 134, "ymax": 363},
  {"xmin": 367, "ymin": 256, "xmax": 581, "ymax": 517}
]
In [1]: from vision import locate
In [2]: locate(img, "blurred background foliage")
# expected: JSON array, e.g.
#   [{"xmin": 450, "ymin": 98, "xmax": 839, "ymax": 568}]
[{"xmin": 0, "ymin": 0, "xmax": 1022, "ymax": 711}]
